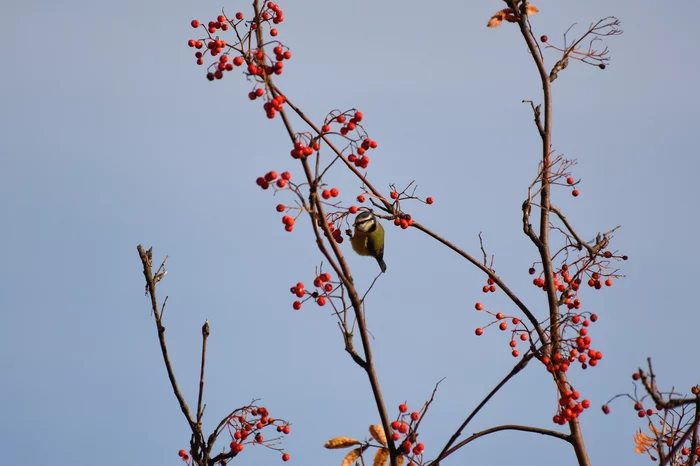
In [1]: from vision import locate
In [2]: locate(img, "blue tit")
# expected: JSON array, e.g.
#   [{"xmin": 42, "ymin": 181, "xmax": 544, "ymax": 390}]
[{"xmin": 350, "ymin": 211, "xmax": 386, "ymax": 273}]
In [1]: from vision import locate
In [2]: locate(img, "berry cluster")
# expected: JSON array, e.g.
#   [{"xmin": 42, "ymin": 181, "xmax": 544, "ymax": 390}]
[
  {"xmin": 473, "ymin": 303, "xmax": 528, "ymax": 357},
  {"xmin": 320, "ymin": 111, "xmax": 376, "ymax": 169},
  {"xmin": 289, "ymin": 139, "xmax": 319, "ymax": 159},
  {"xmin": 188, "ymin": 2, "xmax": 290, "ymax": 117},
  {"xmin": 529, "ymin": 253, "xmax": 627, "ymax": 312},
  {"xmin": 481, "ymin": 277, "xmax": 498, "ymax": 294},
  {"xmin": 256, "ymin": 170, "xmax": 292, "ymax": 190},
  {"xmin": 177, "ymin": 406, "xmax": 290, "ymax": 463},
  {"xmin": 289, "ymin": 272, "xmax": 337, "ymax": 310},
  {"xmin": 390, "ymin": 403, "xmax": 426, "ymax": 461},
  {"xmin": 551, "ymin": 389, "xmax": 592, "ymax": 425}
]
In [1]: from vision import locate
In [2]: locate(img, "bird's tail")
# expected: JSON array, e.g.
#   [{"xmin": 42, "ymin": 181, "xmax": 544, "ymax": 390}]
[{"xmin": 377, "ymin": 258, "xmax": 387, "ymax": 273}]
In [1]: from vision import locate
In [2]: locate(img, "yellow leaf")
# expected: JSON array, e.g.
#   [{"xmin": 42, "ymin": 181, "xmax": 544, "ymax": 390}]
[
  {"xmin": 373, "ymin": 448, "xmax": 390, "ymax": 466},
  {"xmin": 525, "ymin": 4, "xmax": 539, "ymax": 15},
  {"xmin": 369, "ymin": 424, "xmax": 387, "ymax": 446},
  {"xmin": 325, "ymin": 437, "xmax": 361, "ymax": 449},
  {"xmin": 341, "ymin": 448, "xmax": 363, "ymax": 466}
]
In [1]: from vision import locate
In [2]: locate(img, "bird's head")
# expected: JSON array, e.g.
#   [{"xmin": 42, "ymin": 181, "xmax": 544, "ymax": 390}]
[{"xmin": 353, "ymin": 211, "xmax": 376, "ymax": 233}]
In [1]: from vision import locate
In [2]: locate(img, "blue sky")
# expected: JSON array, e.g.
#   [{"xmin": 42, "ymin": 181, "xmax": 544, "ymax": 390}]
[{"xmin": 1, "ymin": 1, "xmax": 698, "ymax": 465}]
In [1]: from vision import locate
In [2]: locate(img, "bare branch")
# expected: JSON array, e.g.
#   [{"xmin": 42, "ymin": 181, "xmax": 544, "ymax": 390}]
[
  {"xmin": 432, "ymin": 354, "xmax": 534, "ymax": 465},
  {"xmin": 432, "ymin": 424, "xmax": 571, "ymax": 463}
]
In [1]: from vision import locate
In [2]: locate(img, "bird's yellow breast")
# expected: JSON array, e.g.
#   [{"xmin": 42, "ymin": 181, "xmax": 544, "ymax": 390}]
[{"xmin": 350, "ymin": 230, "xmax": 370, "ymax": 256}]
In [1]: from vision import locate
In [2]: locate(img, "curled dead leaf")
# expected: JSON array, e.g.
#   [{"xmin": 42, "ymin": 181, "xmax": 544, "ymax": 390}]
[
  {"xmin": 325, "ymin": 437, "xmax": 361, "ymax": 449},
  {"xmin": 373, "ymin": 448, "xmax": 390, "ymax": 466},
  {"xmin": 487, "ymin": 8, "xmax": 515, "ymax": 28},
  {"xmin": 341, "ymin": 447, "xmax": 364, "ymax": 466},
  {"xmin": 369, "ymin": 424, "xmax": 387, "ymax": 446}
]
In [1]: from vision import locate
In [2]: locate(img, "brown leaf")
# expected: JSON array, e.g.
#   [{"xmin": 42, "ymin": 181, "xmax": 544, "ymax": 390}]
[
  {"xmin": 487, "ymin": 8, "xmax": 515, "ymax": 28},
  {"xmin": 369, "ymin": 424, "xmax": 387, "ymax": 446},
  {"xmin": 325, "ymin": 437, "xmax": 361, "ymax": 449},
  {"xmin": 341, "ymin": 447, "xmax": 364, "ymax": 466},
  {"xmin": 525, "ymin": 4, "xmax": 539, "ymax": 15},
  {"xmin": 373, "ymin": 448, "xmax": 390, "ymax": 466},
  {"xmin": 487, "ymin": 13, "xmax": 504, "ymax": 28},
  {"xmin": 633, "ymin": 429, "xmax": 656, "ymax": 454}
]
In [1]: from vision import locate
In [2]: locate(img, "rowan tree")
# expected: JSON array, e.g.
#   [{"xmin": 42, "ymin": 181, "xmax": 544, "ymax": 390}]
[{"xmin": 136, "ymin": 2, "xmax": 698, "ymax": 466}]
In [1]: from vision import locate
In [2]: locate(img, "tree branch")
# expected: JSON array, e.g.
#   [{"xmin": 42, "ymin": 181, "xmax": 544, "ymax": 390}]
[
  {"xmin": 432, "ymin": 354, "xmax": 534, "ymax": 465},
  {"xmin": 433, "ymin": 424, "xmax": 571, "ymax": 462}
]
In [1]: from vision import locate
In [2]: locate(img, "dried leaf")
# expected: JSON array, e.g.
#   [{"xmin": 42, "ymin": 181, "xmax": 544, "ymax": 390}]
[
  {"xmin": 373, "ymin": 448, "xmax": 390, "ymax": 466},
  {"xmin": 633, "ymin": 429, "xmax": 656, "ymax": 454},
  {"xmin": 487, "ymin": 8, "xmax": 515, "ymax": 28},
  {"xmin": 325, "ymin": 437, "xmax": 361, "ymax": 449},
  {"xmin": 397, "ymin": 455, "xmax": 404, "ymax": 466},
  {"xmin": 648, "ymin": 421, "xmax": 661, "ymax": 436},
  {"xmin": 341, "ymin": 448, "xmax": 363, "ymax": 466},
  {"xmin": 525, "ymin": 4, "xmax": 539, "ymax": 15},
  {"xmin": 487, "ymin": 13, "xmax": 504, "ymax": 28},
  {"xmin": 504, "ymin": 14, "xmax": 520, "ymax": 23},
  {"xmin": 369, "ymin": 424, "xmax": 387, "ymax": 446}
]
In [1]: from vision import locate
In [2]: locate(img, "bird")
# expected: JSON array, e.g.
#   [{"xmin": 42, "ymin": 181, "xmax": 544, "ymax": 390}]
[{"xmin": 350, "ymin": 211, "xmax": 386, "ymax": 273}]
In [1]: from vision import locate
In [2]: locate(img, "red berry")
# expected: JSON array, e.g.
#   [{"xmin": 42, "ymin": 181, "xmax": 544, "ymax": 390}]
[
  {"xmin": 322, "ymin": 190, "xmax": 331, "ymax": 199},
  {"xmin": 292, "ymin": 301, "xmax": 301, "ymax": 310},
  {"xmin": 317, "ymin": 296, "xmax": 326, "ymax": 306},
  {"xmin": 191, "ymin": 20, "xmax": 200, "ymax": 28},
  {"xmin": 398, "ymin": 403, "xmax": 408, "ymax": 413},
  {"xmin": 349, "ymin": 206, "xmax": 358, "ymax": 214},
  {"xmin": 178, "ymin": 449, "xmax": 187, "ymax": 457},
  {"xmin": 330, "ymin": 187, "xmax": 339, "ymax": 197},
  {"xmin": 270, "ymin": 28, "xmax": 278, "ymax": 36},
  {"xmin": 475, "ymin": 327, "xmax": 483, "ymax": 336},
  {"xmin": 390, "ymin": 191, "xmax": 399, "ymax": 200},
  {"xmin": 602, "ymin": 405, "xmax": 610, "ymax": 414},
  {"xmin": 475, "ymin": 302, "xmax": 483, "ymax": 311},
  {"xmin": 426, "ymin": 197, "xmax": 434, "ymax": 204},
  {"xmin": 282, "ymin": 453, "xmax": 290, "ymax": 462},
  {"xmin": 572, "ymin": 189, "xmax": 580, "ymax": 197},
  {"xmin": 540, "ymin": 35, "xmax": 548, "ymax": 42},
  {"xmin": 235, "ymin": 12, "xmax": 243, "ymax": 20},
  {"xmin": 357, "ymin": 195, "xmax": 366, "ymax": 203},
  {"xmin": 499, "ymin": 322, "xmax": 507, "ymax": 331}
]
